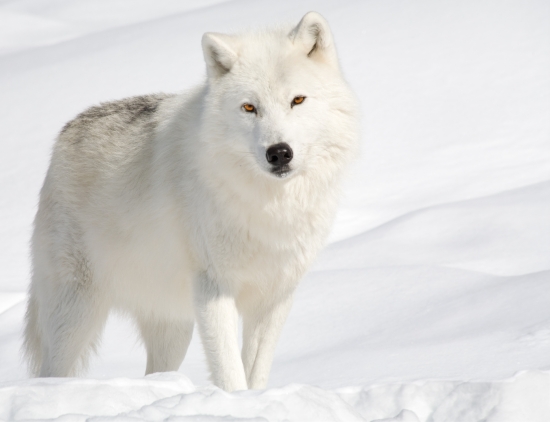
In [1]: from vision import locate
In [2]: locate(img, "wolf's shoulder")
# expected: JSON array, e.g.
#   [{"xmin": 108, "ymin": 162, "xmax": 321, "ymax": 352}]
[{"xmin": 59, "ymin": 93, "xmax": 176, "ymax": 140}]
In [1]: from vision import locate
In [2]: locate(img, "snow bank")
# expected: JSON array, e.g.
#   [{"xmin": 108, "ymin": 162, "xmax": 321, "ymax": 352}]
[
  {"xmin": 0, "ymin": 0, "xmax": 229, "ymax": 54},
  {"xmin": 2, "ymin": 371, "xmax": 548, "ymax": 421}
]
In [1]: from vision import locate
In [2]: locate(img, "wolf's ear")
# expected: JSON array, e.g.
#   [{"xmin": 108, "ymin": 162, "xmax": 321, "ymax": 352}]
[
  {"xmin": 202, "ymin": 32, "xmax": 239, "ymax": 78},
  {"xmin": 290, "ymin": 12, "xmax": 338, "ymax": 67}
]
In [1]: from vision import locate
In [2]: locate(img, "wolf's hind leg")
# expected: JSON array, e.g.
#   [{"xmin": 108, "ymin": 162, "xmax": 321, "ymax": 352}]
[
  {"xmin": 37, "ymin": 282, "xmax": 110, "ymax": 377},
  {"xmin": 138, "ymin": 316, "xmax": 194, "ymax": 375}
]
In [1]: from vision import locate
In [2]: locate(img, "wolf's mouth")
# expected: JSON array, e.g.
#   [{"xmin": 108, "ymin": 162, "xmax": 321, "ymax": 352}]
[{"xmin": 270, "ymin": 164, "xmax": 292, "ymax": 178}]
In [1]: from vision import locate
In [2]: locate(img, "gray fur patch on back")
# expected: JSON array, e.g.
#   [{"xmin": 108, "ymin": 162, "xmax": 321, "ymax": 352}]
[{"xmin": 60, "ymin": 93, "xmax": 174, "ymax": 139}]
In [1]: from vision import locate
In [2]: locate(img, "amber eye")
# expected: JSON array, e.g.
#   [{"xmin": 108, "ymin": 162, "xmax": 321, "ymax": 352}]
[
  {"xmin": 291, "ymin": 96, "xmax": 306, "ymax": 107},
  {"xmin": 243, "ymin": 103, "xmax": 256, "ymax": 113}
]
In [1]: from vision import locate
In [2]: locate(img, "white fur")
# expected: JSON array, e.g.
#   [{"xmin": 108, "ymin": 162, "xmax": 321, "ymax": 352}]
[{"xmin": 24, "ymin": 12, "xmax": 359, "ymax": 391}]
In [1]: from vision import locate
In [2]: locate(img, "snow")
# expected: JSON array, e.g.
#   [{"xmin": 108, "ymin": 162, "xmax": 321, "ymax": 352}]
[
  {"xmin": 0, "ymin": 0, "xmax": 548, "ymax": 420},
  {"xmin": 0, "ymin": 0, "xmax": 229, "ymax": 54},
  {"xmin": 1, "ymin": 371, "xmax": 549, "ymax": 421}
]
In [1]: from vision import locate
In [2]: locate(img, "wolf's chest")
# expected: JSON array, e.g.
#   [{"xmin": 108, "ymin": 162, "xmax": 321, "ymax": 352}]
[{"xmin": 198, "ymin": 204, "xmax": 324, "ymax": 286}]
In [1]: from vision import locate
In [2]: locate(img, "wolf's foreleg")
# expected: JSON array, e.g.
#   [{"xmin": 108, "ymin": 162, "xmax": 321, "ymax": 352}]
[
  {"xmin": 241, "ymin": 294, "xmax": 293, "ymax": 389},
  {"xmin": 193, "ymin": 273, "xmax": 248, "ymax": 392}
]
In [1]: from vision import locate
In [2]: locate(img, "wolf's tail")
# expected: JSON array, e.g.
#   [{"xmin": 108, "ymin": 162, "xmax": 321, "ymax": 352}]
[{"xmin": 23, "ymin": 291, "xmax": 42, "ymax": 376}]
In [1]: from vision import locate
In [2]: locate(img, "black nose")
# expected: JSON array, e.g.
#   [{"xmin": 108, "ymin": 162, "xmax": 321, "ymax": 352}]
[{"xmin": 266, "ymin": 143, "xmax": 293, "ymax": 165}]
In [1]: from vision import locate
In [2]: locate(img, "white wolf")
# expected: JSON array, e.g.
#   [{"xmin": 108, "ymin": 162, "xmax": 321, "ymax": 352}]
[{"xmin": 24, "ymin": 12, "xmax": 359, "ymax": 391}]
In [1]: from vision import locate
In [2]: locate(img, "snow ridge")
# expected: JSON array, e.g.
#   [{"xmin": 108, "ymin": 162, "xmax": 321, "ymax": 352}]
[{"xmin": 2, "ymin": 371, "xmax": 548, "ymax": 421}]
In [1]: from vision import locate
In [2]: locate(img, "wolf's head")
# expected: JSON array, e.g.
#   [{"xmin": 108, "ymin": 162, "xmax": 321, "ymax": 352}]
[{"xmin": 199, "ymin": 12, "xmax": 359, "ymax": 186}]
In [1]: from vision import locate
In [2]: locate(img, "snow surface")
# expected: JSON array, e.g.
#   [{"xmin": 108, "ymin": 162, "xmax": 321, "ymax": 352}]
[{"xmin": 0, "ymin": 0, "xmax": 549, "ymax": 420}]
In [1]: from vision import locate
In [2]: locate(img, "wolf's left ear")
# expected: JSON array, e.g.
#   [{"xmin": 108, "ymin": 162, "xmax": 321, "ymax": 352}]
[
  {"xmin": 290, "ymin": 12, "xmax": 338, "ymax": 67},
  {"xmin": 202, "ymin": 32, "xmax": 239, "ymax": 78}
]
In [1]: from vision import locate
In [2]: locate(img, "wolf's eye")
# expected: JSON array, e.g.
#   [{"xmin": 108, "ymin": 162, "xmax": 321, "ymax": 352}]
[
  {"xmin": 243, "ymin": 103, "xmax": 256, "ymax": 113},
  {"xmin": 291, "ymin": 96, "xmax": 306, "ymax": 107}
]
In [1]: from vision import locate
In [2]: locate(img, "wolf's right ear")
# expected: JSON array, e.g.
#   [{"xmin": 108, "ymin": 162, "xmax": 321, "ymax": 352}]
[
  {"xmin": 202, "ymin": 32, "xmax": 239, "ymax": 78},
  {"xmin": 290, "ymin": 12, "xmax": 338, "ymax": 67}
]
